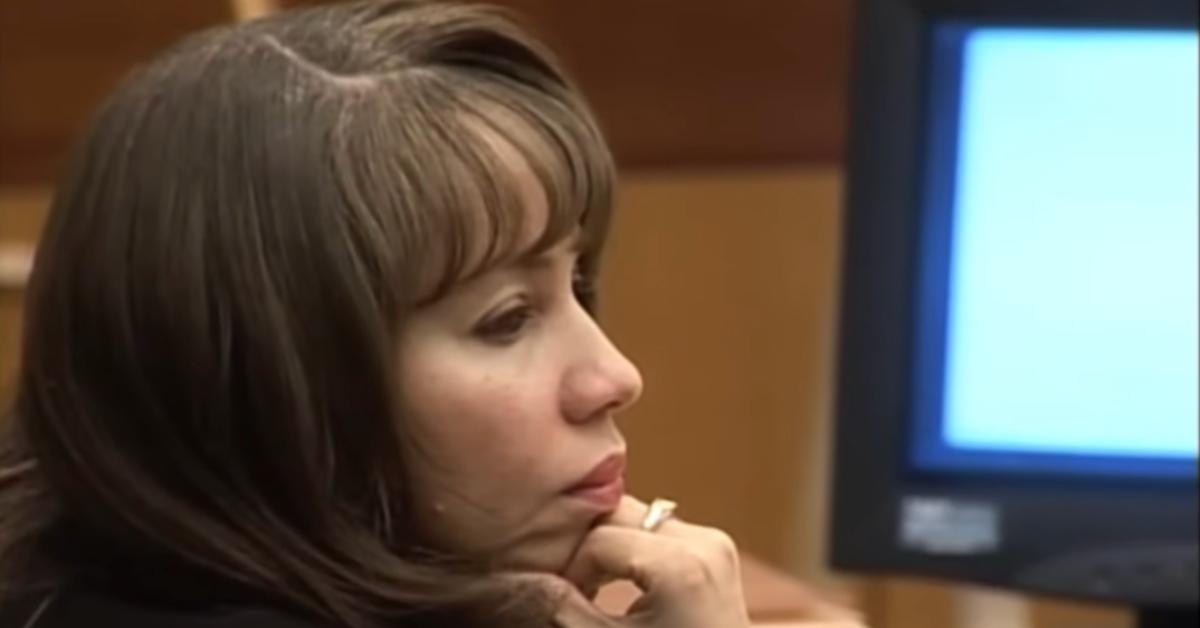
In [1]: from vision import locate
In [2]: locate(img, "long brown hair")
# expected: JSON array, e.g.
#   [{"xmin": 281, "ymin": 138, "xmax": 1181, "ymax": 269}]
[{"xmin": 0, "ymin": 1, "xmax": 615, "ymax": 626}]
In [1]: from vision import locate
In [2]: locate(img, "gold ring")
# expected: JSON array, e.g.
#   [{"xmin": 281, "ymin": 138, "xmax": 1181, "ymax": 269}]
[{"xmin": 640, "ymin": 498, "xmax": 677, "ymax": 532}]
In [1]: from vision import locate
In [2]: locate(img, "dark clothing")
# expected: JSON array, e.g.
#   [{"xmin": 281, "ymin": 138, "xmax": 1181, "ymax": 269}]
[
  {"xmin": 1, "ymin": 553, "xmax": 327, "ymax": 628},
  {"xmin": 1, "ymin": 522, "xmax": 332, "ymax": 627},
  {"xmin": 1, "ymin": 586, "xmax": 327, "ymax": 627}
]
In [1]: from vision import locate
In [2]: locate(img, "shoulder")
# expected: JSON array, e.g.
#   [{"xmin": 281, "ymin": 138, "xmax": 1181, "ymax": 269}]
[{"xmin": 2, "ymin": 588, "xmax": 331, "ymax": 628}]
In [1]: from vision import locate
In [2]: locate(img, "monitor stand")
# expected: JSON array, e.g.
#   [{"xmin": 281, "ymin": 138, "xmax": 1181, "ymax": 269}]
[{"xmin": 1137, "ymin": 607, "xmax": 1197, "ymax": 628}]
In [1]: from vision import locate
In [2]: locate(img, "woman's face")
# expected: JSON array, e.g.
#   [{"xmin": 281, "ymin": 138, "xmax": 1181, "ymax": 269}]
[{"xmin": 396, "ymin": 154, "xmax": 642, "ymax": 574}]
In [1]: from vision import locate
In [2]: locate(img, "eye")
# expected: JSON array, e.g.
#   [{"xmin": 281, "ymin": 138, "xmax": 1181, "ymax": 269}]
[
  {"xmin": 473, "ymin": 303, "xmax": 535, "ymax": 344},
  {"xmin": 572, "ymin": 264, "xmax": 598, "ymax": 313}
]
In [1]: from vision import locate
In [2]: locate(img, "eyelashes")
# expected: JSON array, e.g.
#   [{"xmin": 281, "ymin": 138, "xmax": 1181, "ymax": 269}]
[
  {"xmin": 472, "ymin": 302, "xmax": 535, "ymax": 343},
  {"xmin": 572, "ymin": 266, "xmax": 598, "ymax": 314},
  {"xmin": 472, "ymin": 265, "xmax": 598, "ymax": 345}
]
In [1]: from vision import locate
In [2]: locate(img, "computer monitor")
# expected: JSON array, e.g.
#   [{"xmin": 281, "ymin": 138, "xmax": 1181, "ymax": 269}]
[{"xmin": 828, "ymin": 1, "xmax": 1198, "ymax": 626}]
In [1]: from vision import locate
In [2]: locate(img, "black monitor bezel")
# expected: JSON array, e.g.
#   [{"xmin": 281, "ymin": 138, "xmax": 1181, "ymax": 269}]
[{"xmin": 829, "ymin": 0, "xmax": 1199, "ymax": 606}]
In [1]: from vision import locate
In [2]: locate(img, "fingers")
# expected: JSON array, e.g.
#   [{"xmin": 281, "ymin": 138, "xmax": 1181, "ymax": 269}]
[
  {"xmin": 560, "ymin": 524, "xmax": 672, "ymax": 595},
  {"xmin": 600, "ymin": 494, "xmax": 651, "ymax": 528},
  {"xmin": 603, "ymin": 494, "xmax": 690, "ymax": 538},
  {"xmin": 553, "ymin": 492, "xmax": 757, "ymax": 627},
  {"xmin": 601, "ymin": 495, "xmax": 742, "ymax": 575},
  {"xmin": 560, "ymin": 517, "xmax": 751, "ymax": 627},
  {"xmin": 562, "ymin": 518, "xmax": 742, "ymax": 600}
]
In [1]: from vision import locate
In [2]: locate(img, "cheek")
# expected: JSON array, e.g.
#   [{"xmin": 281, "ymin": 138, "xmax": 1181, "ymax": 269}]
[
  {"xmin": 400, "ymin": 356, "xmax": 565, "ymax": 549},
  {"xmin": 418, "ymin": 376, "xmax": 545, "ymax": 479}
]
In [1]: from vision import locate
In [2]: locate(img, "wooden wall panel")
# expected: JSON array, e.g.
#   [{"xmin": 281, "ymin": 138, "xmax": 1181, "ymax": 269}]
[
  {"xmin": 600, "ymin": 167, "xmax": 844, "ymax": 583},
  {"xmin": 0, "ymin": 0, "xmax": 852, "ymax": 185},
  {"xmin": 0, "ymin": 189, "xmax": 48, "ymax": 398},
  {"xmin": 597, "ymin": 169, "xmax": 1134, "ymax": 628},
  {"xmin": 1028, "ymin": 596, "xmax": 1131, "ymax": 628},
  {"xmin": 0, "ymin": 0, "xmax": 231, "ymax": 184},
  {"xmin": 465, "ymin": 0, "xmax": 854, "ymax": 168},
  {"xmin": 0, "ymin": 188, "xmax": 48, "ymax": 242},
  {"xmin": 0, "ymin": 288, "xmax": 22, "ymax": 400}
]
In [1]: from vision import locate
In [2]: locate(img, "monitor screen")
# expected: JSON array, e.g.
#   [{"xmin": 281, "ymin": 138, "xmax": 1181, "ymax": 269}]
[{"xmin": 910, "ymin": 25, "xmax": 1199, "ymax": 479}]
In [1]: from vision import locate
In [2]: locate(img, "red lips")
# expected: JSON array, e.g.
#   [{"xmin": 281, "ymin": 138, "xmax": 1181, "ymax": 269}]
[{"xmin": 566, "ymin": 452, "xmax": 627, "ymax": 492}]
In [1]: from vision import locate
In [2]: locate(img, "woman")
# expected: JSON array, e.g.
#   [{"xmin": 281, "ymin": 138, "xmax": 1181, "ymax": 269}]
[{"xmin": 0, "ymin": 2, "xmax": 847, "ymax": 627}]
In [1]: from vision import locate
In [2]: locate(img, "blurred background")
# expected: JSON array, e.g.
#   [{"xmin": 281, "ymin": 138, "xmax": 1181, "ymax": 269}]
[{"xmin": 0, "ymin": 1, "xmax": 1155, "ymax": 626}]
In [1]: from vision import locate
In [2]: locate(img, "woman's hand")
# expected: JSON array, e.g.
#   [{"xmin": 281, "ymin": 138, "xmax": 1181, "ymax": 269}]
[{"xmin": 549, "ymin": 494, "xmax": 753, "ymax": 628}]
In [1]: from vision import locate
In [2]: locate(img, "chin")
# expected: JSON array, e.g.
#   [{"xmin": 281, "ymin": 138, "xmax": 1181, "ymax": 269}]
[{"xmin": 490, "ymin": 528, "xmax": 588, "ymax": 575}]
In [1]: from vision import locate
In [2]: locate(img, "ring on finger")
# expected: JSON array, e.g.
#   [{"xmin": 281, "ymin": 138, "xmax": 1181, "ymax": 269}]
[{"xmin": 640, "ymin": 498, "xmax": 677, "ymax": 532}]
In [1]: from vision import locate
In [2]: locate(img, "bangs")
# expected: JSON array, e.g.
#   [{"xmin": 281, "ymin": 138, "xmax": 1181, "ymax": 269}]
[{"xmin": 330, "ymin": 67, "xmax": 616, "ymax": 309}]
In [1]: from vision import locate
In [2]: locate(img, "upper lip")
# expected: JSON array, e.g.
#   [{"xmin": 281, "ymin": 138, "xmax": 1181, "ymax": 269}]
[{"xmin": 566, "ymin": 452, "xmax": 627, "ymax": 491}]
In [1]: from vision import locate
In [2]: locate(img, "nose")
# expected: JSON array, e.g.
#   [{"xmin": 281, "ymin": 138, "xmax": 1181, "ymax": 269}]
[{"xmin": 559, "ymin": 311, "xmax": 643, "ymax": 425}]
